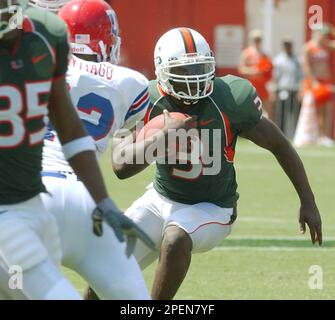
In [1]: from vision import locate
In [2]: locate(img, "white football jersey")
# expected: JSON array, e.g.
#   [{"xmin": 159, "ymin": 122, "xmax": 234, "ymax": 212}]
[{"xmin": 43, "ymin": 55, "xmax": 150, "ymax": 172}]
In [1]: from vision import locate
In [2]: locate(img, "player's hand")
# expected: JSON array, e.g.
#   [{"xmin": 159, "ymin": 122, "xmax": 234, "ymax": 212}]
[
  {"xmin": 163, "ymin": 109, "xmax": 196, "ymax": 131},
  {"xmin": 299, "ymin": 203, "xmax": 322, "ymax": 246},
  {"xmin": 92, "ymin": 198, "xmax": 156, "ymax": 256}
]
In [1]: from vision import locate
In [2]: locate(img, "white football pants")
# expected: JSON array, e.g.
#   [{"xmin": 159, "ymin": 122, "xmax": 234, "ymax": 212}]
[{"xmin": 42, "ymin": 173, "xmax": 151, "ymax": 300}]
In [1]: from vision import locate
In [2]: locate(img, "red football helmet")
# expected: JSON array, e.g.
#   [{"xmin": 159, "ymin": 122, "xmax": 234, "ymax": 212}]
[{"xmin": 59, "ymin": 0, "xmax": 121, "ymax": 63}]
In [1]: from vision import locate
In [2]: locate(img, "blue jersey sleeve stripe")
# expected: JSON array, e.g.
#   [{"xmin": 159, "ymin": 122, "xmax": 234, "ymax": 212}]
[
  {"xmin": 130, "ymin": 91, "xmax": 149, "ymax": 112},
  {"xmin": 132, "ymin": 88, "xmax": 149, "ymax": 105}
]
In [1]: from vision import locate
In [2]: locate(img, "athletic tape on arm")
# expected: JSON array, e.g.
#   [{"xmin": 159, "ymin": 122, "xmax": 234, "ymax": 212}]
[{"xmin": 62, "ymin": 136, "xmax": 96, "ymax": 160}]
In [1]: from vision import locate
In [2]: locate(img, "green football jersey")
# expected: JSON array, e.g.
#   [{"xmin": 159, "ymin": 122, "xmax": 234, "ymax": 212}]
[
  {"xmin": 147, "ymin": 75, "xmax": 262, "ymax": 210},
  {"xmin": 0, "ymin": 7, "xmax": 69, "ymax": 204}
]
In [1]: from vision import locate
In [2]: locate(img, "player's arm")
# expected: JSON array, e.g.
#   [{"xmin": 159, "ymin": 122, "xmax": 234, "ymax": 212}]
[
  {"xmin": 240, "ymin": 117, "xmax": 322, "ymax": 245},
  {"xmin": 111, "ymin": 126, "xmax": 155, "ymax": 179},
  {"xmin": 112, "ymin": 110, "xmax": 194, "ymax": 179}
]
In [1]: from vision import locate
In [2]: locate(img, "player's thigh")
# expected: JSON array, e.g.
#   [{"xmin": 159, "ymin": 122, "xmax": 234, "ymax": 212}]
[
  {"xmin": 42, "ymin": 177, "xmax": 94, "ymax": 267},
  {"xmin": 77, "ymin": 226, "xmax": 150, "ymax": 300},
  {"xmin": 124, "ymin": 189, "xmax": 164, "ymax": 269},
  {"xmin": 166, "ymin": 202, "xmax": 235, "ymax": 253},
  {"xmin": 38, "ymin": 212, "xmax": 62, "ymax": 267},
  {"xmin": 0, "ymin": 199, "xmax": 77, "ymax": 299},
  {"xmin": 0, "ymin": 200, "xmax": 52, "ymax": 272}
]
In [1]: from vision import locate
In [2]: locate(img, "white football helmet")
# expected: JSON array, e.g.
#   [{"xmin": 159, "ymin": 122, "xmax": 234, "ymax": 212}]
[
  {"xmin": 28, "ymin": 0, "xmax": 69, "ymax": 12},
  {"xmin": 0, "ymin": 0, "xmax": 28, "ymax": 39},
  {"xmin": 154, "ymin": 27, "xmax": 216, "ymax": 102}
]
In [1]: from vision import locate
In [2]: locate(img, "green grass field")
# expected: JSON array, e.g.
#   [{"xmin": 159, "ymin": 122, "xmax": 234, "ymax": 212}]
[{"xmin": 64, "ymin": 139, "xmax": 335, "ymax": 299}]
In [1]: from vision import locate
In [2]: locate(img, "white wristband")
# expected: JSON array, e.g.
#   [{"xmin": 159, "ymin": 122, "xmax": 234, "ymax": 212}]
[{"xmin": 62, "ymin": 136, "xmax": 96, "ymax": 160}]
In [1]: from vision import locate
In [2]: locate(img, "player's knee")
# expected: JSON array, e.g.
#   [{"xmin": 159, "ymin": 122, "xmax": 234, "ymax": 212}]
[
  {"xmin": 161, "ymin": 226, "xmax": 192, "ymax": 258},
  {"xmin": 20, "ymin": 259, "xmax": 82, "ymax": 300}
]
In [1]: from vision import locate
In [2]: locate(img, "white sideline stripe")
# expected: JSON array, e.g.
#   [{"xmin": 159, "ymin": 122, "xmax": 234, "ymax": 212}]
[
  {"xmin": 214, "ymin": 246, "xmax": 335, "ymax": 252},
  {"xmin": 228, "ymin": 235, "xmax": 335, "ymax": 241}
]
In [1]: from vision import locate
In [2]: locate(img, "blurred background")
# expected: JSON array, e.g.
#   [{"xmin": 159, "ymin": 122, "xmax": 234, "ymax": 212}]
[{"xmin": 108, "ymin": 0, "xmax": 335, "ymax": 142}]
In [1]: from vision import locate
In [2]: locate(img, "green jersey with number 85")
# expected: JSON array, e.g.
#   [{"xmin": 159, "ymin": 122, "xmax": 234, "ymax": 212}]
[
  {"xmin": 0, "ymin": 7, "xmax": 69, "ymax": 204},
  {"xmin": 146, "ymin": 75, "xmax": 263, "ymax": 208}
]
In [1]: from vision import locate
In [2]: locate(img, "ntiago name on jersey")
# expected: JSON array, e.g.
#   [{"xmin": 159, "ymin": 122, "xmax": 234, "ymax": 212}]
[
  {"xmin": 0, "ymin": 7, "xmax": 69, "ymax": 204},
  {"xmin": 42, "ymin": 54, "xmax": 149, "ymax": 173},
  {"xmin": 146, "ymin": 75, "xmax": 263, "ymax": 209}
]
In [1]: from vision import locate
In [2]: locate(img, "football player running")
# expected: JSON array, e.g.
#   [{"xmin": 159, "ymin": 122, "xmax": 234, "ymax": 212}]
[
  {"xmin": 109, "ymin": 28, "xmax": 322, "ymax": 300},
  {"xmin": 32, "ymin": 0, "xmax": 180, "ymax": 300},
  {"xmin": 0, "ymin": 0, "xmax": 145, "ymax": 300}
]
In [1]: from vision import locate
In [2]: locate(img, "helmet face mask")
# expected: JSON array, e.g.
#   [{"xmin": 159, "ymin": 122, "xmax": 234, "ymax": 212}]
[
  {"xmin": 0, "ymin": 0, "xmax": 27, "ymax": 39},
  {"xmin": 106, "ymin": 7, "xmax": 121, "ymax": 64},
  {"xmin": 110, "ymin": 32, "xmax": 121, "ymax": 64},
  {"xmin": 162, "ymin": 57, "xmax": 215, "ymax": 102},
  {"xmin": 154, "ymin": 28, "xmax": 216, "ymax": 104},
  {"xmin": 28, "ymin": 0, "xmax": 69, "ymax": 12}
]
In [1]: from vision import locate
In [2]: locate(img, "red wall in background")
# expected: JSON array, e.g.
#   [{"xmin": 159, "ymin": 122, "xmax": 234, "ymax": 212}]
[
  {"xmin": 306, "ymin": 0, "xmax": 335, "ymax": 138},
  {"xmin": 110, "ymin": 0, "xmax": 246, "ymax": 79}
]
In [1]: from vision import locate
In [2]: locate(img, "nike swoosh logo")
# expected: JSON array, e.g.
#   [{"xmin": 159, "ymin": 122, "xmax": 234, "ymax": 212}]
[
  {"xmin": 199, "ymin": 119, "xmax": 215, "ymax": 126},
  {"xmin": 0, "ymin": 210, "xmax": 7, "ymax": 214},
  {"xmin": 32, "ymin": 53, "xmax": 48, "ymax": 64}
]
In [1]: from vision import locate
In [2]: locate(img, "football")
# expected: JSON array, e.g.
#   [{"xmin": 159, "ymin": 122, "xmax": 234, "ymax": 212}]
[
  {"xmin": 136, "ymin": 112, "xmax": 188, "ymax": 141},
  {"xmin": 136, "ymin": 112, "xmax": 189, "ymax": 158}
]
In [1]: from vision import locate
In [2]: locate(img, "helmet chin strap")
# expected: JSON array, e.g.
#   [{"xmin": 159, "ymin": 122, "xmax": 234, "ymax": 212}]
[
  {"xmin": 182, "ymin": 99, "xmax": 199, "ymax": 106},
  {"xmin": 158, "ymin": 80, "xmax": 199, "ymax": 105},
  {"xmin": 172, "ymin": 92, "xmax": 199, "ymax": 105},
  {"xmin": 98, "ymin": 40, "xmax": 108, "ymax": 62}
]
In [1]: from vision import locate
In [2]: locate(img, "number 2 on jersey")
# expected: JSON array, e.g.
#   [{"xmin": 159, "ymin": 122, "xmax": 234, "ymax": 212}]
[{"xmin": 77, "ymin": 93, "xmax": 114, "ymax": 140}]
